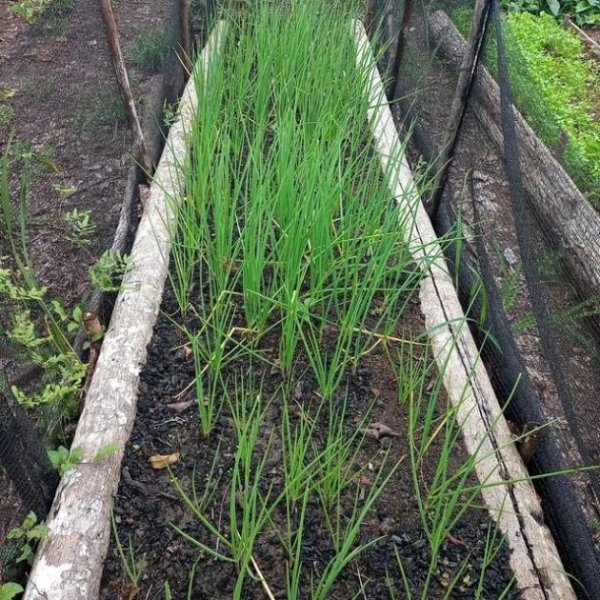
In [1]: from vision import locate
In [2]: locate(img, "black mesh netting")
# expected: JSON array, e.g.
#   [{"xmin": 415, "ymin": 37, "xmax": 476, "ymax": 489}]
[
  {"xmin": 368, "ymin": 0, "xmax": 600, "ymax": 596},
  {"xmin": 0, "ymin": 363, "xmax": 58, "ymax": 519},
  {"xmin": 0, "ymin": 360, "xmax": 58, "ymax": 581}
]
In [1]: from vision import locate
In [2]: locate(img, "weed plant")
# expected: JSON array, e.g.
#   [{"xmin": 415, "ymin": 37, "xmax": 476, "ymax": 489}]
[
  {"xmin": 0, "ymin": 138, "xmax": 86, "ymax": 432},
  {"xmin": 129, "ymin": 28, "xmax": 172, "ymax": 74}
]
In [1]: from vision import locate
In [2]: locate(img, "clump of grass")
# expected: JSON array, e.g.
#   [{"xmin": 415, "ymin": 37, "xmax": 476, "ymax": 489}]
[
  {"xmin": 129, "ymin": 28, "xmax": 171, "ymax": 74},
  {"xmin": 73, "ymin": 88, "xmax": 127, "ymax": 133},
  {"xmin": 393, "ymin": 341, "xmax": 517, "ymax": 598},
  {"xmin": 0, "ymin": 103, "xmax": 14, "ymax": 134}
]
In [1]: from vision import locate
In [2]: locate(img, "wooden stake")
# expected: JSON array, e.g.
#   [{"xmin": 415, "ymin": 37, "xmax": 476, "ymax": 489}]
[
  {"xmin": 180, "ymin": 0, "xmax": 192, "ymax": 77},
  {"xmin": 566, "ymin": 17, "xmax": 600, "ymax": 59},
  {"xmin": 427, "ymin": 0, "xmax": 492, "ymax": 218},
  {"xmin": 387, "ymin": 0, "xmax": 412, "ymax": 101},
  {"xmin": 97, "ymin": 0, "xmax": 153, "ymax": 174}
]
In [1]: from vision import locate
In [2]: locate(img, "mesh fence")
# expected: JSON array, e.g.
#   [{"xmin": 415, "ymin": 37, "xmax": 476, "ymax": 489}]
[{"xmin": 369, "ymin": 0, "xmax": 600, "ymax": 595}]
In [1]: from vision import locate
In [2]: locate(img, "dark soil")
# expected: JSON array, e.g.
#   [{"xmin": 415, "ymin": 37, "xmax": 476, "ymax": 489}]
[
  {"xmin": 0, "ymin": 0, "xmax": 175, "ymax": 583},
  {"xmin": 101, "ymin": 287, "xmax": 518, "ymax": 599}
]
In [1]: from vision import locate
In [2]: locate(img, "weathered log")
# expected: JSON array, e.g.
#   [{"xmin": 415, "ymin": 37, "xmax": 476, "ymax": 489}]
[
  {"xmin": 354, "ymin": 20, "xmax": 575, "ymax": 599},
  {"xmin": 429, "ymin": 0, "xmax": 491, "ymax": 216},
  {"xmin": 428, "ymin": 10, "xmax": 600, "ymax": 305},
  {"xmin": 23, "ymin": 21, "xmax": 227, "ymax": 600}
]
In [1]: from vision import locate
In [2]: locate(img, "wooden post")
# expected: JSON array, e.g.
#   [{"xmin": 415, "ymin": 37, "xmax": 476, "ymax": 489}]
[
  {"xmin": 387, "ymin": 0, "xmax": 412, "ymax": 101},
  {"xmin": 180, "ymin": 0, "xmax": 192, "ymax": 77},
  {"xmin": 97, "ymin": 0, "xmax": 152, "ymax": 174},
  {"xmin": 428, "ymin": 0, "xmax": 491, "ymax": 218}
]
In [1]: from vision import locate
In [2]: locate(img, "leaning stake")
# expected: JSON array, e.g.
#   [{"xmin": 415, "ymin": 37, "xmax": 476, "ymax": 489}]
[
  {"xmin": 23, "ymin": 21, "xmax": 228, "ymax": 600},
  {"xmin": 427, "ymin": 0, "xmax": 491, "ymax": 219},
  {"xmin": 97, "ymin": 0, "xmax": 153, "ymax": 174}
]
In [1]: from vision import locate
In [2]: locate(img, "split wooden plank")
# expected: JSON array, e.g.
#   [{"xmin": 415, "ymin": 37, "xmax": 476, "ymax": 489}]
[
  {"xmin": 24, "ymin": 21, "xmax": 228, "ymax": 600},
  {"xmin": 353, "ymin": 19, "xmax": 575, "ymax": 599},
  {"xmin": 429, "ymin": 10, "xmax": 600, "ymax": 307}
]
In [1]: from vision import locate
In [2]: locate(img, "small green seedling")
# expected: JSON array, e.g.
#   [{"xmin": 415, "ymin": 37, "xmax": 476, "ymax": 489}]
[
  {"xmin": 48, "ymin": 445, "xmax": 83, "ymax": 475},
  {"xmin": 88, "ymin": 249, "xmax": 133, "ymax": 292},
  {"xmin": 53, "ymin": 183, "xmax": 78, "ymax": 199},
  {"xmin": 64, "ymin": 208, "xmax": 95, "ymax": 245},
  {"xmin": 94, "ymin": 443, "xmax": 120, "ymax": 463},
  {"xmin": 0, "ymin": 582, "xmax": 24, "ymax": 600},
  {"xmin": 6, "ymin": 512, "xmax": 49, "ymax": 565}
]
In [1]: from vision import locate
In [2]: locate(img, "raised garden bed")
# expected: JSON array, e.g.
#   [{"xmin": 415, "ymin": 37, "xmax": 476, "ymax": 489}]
[
  {"xmin": 102, "ymin": 9, "xmax": 522, "ymax": 593},
  {"xmin": 23, "ymin": 3, "xmax": 575, "ymax": 599},
  {"xmin": 6, "ymin": 1, "xmax": 600, "ymax": 598}
]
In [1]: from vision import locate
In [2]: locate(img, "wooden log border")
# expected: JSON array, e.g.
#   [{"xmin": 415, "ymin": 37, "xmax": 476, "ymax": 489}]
[
  {"xmin": 23, "ymin": 22, "xmax": 228, "ymax": 600},
  {"xmin": 353, "ymin": 20, "xmax": 575, "ymax": 599},
  {"xmin": 428, "ymin": 10, "xmax": 600, "ymax": 309}
]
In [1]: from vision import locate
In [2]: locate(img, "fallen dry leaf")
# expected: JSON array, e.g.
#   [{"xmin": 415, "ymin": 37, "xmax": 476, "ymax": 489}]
[
  {"xmin": 165, "ymin": 399, "xmax": 195, "ymax": 413},
  {"xmin": 361, "ymin": 422, "xmax": 401, "ymax": 440},
  {"xmin": 447, "ymin": 533, "xmax": 467, "ymax": 549},
  {"xmin": 148, "ymin": 452, "xmax": 179, "ymax": 469}
]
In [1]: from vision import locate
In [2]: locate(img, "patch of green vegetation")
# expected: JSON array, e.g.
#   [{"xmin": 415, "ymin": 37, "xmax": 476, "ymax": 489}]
[
  {"xmin": 64, "ymin": 208, "xmax": 95, "ymax": 245},
  {"xmin": 7, "ymin": 0, "xmax": 52, "ymax": 23},
  {"xmin": 506, "ymin": 12, "xmax": 600, "ymax": 202},
  {"xmin": 88, "ymin": 249, "xmax": 133, "ymax": 292},
  {"xmin": 6, "ymin": 512, "xmax": 49, "ymax": 566},
  {"xmin": 0, "ymin": 103, "xmax": 14, "ymax": 134},
  {"xmin": 73, "ymin": 89, "xmax": 128, "ymax": 133},
  {"xmin": 501, "ymin": 0, "xmax": 600, "ymax": 26},
  {"xmin": 1, "ymin": 138, "xmax": 87, "ymax": 431},
  {"xmin": 7, "ymin": 0, "xmax": 74, "ymax": 31},
  {"xmin": 129, "ymin": 28, "xmax": 171, "ymax": 74}
]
